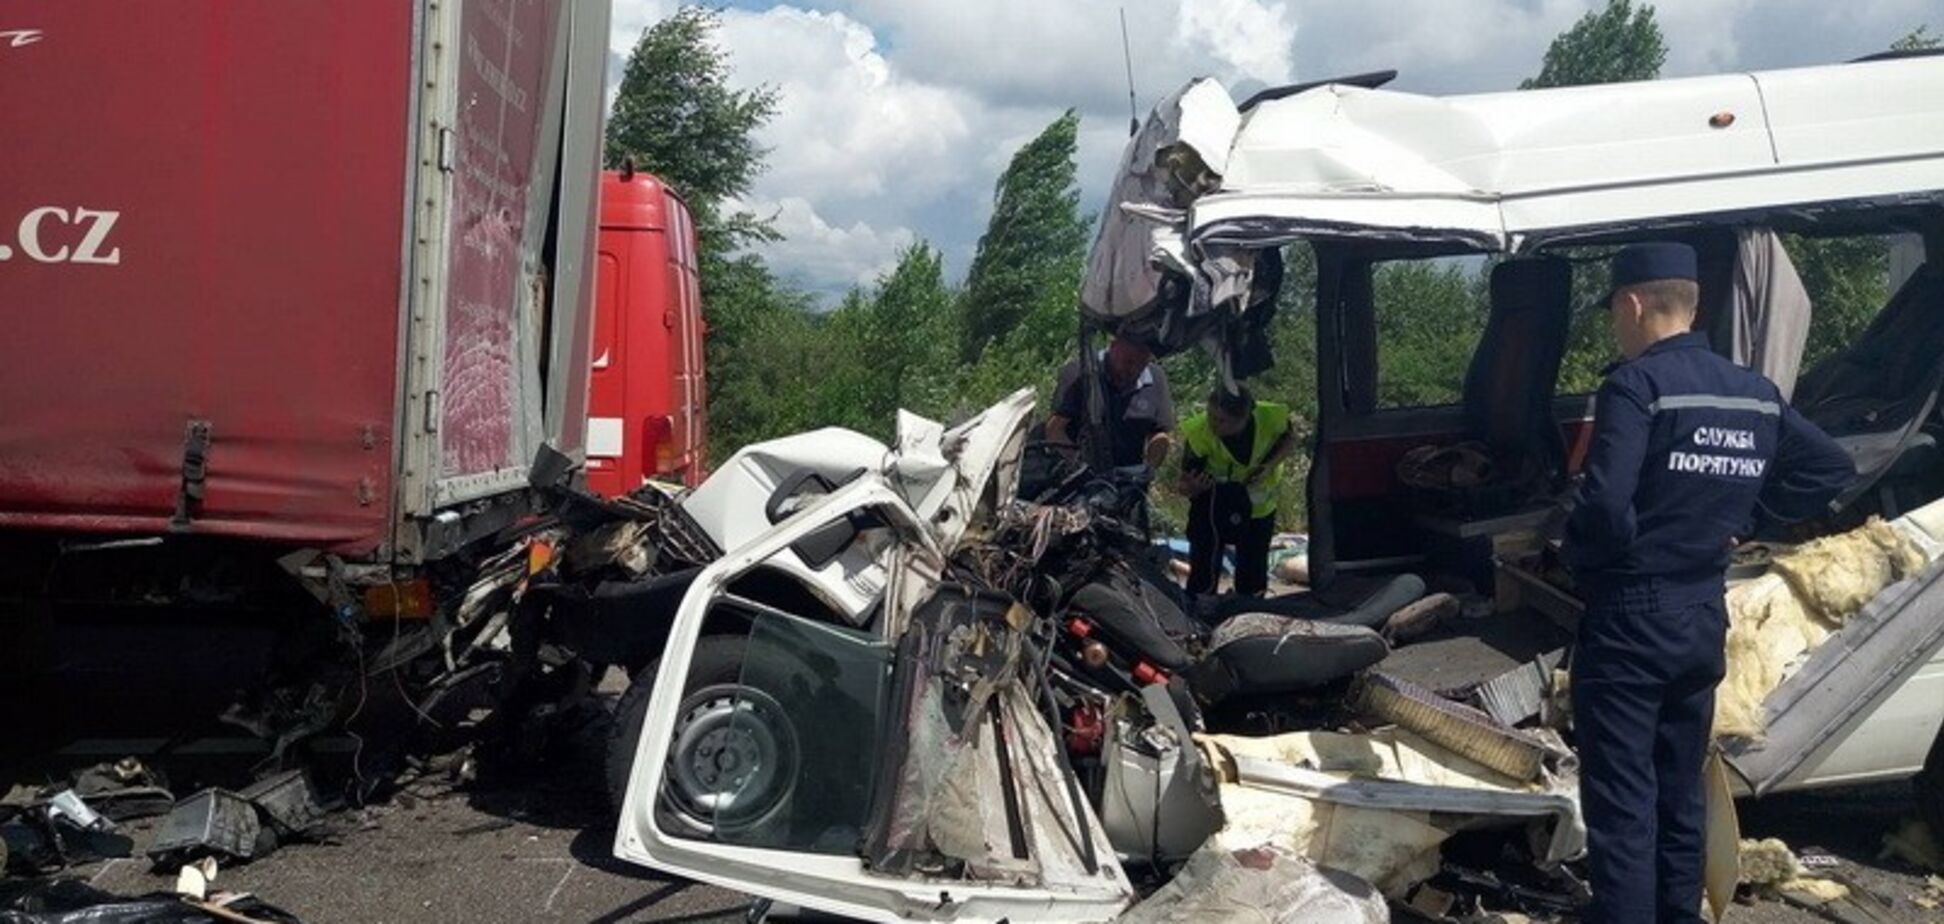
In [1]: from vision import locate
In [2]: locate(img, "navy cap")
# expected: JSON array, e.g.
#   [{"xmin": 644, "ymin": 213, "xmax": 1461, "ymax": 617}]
[{"xmin": 1608, "ymin": 242, "xmax": 1698, "ymax": 303}]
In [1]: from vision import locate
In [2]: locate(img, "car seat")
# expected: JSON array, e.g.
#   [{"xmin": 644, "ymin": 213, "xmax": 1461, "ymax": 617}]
[
  {"xmin": 1459, "ymin": 257, "xmax": 1575, "ymax": 497},
  {"xmin": 1794, "ymin": 264, "xmax": 1944, "ymax": 517}
]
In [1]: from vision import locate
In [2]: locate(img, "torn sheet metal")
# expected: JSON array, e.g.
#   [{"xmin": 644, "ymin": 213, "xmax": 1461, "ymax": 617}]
[
  {"xmin": 891, "ymin": 389, "xmax": 1035, "ymax": 553},
  {"xmin": 1723, "ymin": 500, "xmax": 1944, "ymax": 791},
  {"xmin": 1199, "ymin": 729, "xmax": 1584, "ymax": 898},
  {"xmin": 1081, "ymin": 78, "xmax": 1239, "ymax": 327},
  {"xmin": 616, "ymin": 468, "xmax": 1132, "ymax": 923},
  {"xmin": 1118, "ymin": 842, "xmax": 1389, "ymax": 924},
  {"xmin": 1099, "ymin": 686, "xmax": 1225, "ymax": 864},
  {"xmin": 1716, "ymin": 511, "xmax": 1940, "ymax": 741},
  {"xmin": 1466, "ymin": 649, "xmax": 1565, "ymax": 728}
]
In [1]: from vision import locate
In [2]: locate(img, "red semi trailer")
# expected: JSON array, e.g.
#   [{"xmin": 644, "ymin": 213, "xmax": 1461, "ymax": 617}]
[
  {"xmin": 585, "ymin": 168, "xmax": 709, "ymax": 495},
  {"xmin": 0, "ymin": 2, "xmax": 611, "ymax": 655}
]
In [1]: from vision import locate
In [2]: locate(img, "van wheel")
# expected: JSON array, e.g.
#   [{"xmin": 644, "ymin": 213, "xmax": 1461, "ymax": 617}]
[
  {"xmin": 605, "ymin": 635, "xmax": 799, "ymax": 837},
  {"xmin": 1918, "ymin": 726, "xmax": 1944, "ymax": 838}
]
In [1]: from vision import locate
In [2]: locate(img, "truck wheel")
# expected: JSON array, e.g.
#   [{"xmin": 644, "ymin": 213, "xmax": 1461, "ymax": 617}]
[
  {"xmin": 605, "ymin": 635, "xmax": 800, "ymax": 838},
  {"xmin": 1918, "ymin": 726, "xmax": 1944, "ymax": 838}
]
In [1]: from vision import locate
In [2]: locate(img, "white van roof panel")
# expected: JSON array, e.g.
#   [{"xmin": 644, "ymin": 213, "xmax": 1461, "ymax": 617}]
[{"xmin": 1191, "ymin": 56, "xmax": 1944, "ymax": 248}]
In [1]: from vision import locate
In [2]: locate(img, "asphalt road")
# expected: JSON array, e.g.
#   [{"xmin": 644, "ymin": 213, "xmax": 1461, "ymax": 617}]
[
  {"xmin": 77, "ymin": 778, "xmax": 752, "ymax": 924},
  {"xmin": 16, "ymin": 736, "xmax": 1938, "ymax": 924},
  {"xmin": 5, "ymin": 648, "xmax": 1939, "ymax": 922}
]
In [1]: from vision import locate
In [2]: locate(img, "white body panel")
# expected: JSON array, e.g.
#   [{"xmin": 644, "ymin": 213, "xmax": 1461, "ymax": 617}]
[
  {"xmin": 1783, "ymin": 639, "xmax": 1944, "ymax": 789},
  {"xmin": 1189, "ymin": 56, "xmax": 1944, "ymax": 248},
  {"xmin": 619, "ymin": 391, "xmax": 1134, "ymax": 922}
]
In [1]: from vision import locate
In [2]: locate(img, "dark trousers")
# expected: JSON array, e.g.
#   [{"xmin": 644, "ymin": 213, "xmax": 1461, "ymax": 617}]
[
  {"xmin": 1572, "ymin": 584, "xmax": 1728, "ymax": 924},
  {"xmin": 1185, "ymin": 490, "xmax": 1273, "ymax": 597}
]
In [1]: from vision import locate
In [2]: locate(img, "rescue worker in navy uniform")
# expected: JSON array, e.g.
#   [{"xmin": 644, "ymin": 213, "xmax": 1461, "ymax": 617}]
[{"xmin": 1565, "ymin": 243, "xmax": 1854, "ymax": 924}]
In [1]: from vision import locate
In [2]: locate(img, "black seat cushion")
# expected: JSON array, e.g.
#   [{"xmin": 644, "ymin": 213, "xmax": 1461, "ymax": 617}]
[
  {"xmin": 1462, "ymin": 258, "xmax": 1574, "ymax": 483},
  {"xmin": 1796, "ymin": 264, "xmax": 1944, "ymax": 509},
  {"xmin": 1201, "ymin": 573, "xmax": 1426, "ymax": 630},
  {"xmin": 1189, "ymin": 616, "xmax": 1390, "ymax": 702},
  {"xmin": 1069, "ymin": 574, "xmax": 1198, "ymax": 672}
]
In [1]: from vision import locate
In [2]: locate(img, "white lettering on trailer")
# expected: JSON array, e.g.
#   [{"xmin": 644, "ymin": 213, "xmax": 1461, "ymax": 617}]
[
  {"xmin": 0, "ymin": 30, "xmax": 43, "ymax": 49},
  {"xmin": 5, "ymin": 206, "xmax": 122, "ymax": 265}
]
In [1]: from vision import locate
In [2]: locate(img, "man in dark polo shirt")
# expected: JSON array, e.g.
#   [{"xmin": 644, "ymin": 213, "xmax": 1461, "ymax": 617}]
[{"xmin": 1046, "ymin": 335, "xmax": 1176, "ymax": 472}]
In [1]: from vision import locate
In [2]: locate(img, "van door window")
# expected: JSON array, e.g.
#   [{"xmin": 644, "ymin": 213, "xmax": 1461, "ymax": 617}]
[{"xmin": 1371, "ymin": 258, "xmax": 1488, "ymax": 409}]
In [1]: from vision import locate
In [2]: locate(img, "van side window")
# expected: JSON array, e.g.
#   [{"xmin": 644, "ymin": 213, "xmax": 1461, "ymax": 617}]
[{"xmin": 1371, "ymin": 258, "xmax": 1488, "ymax": 409}]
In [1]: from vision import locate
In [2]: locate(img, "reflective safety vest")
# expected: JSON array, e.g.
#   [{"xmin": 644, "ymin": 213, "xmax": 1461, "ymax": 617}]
[{"xmin": 1180, "ymin": 401, "xmax": 1292, "ymax": 518}]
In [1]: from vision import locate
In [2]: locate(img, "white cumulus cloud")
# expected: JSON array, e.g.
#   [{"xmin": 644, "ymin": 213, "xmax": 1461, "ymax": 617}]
[
  {"xmin": 739, "ymin": 195, "xmax": 918, "ymax": 293},
  {"xmin": 608, "ymin": 0, "xmax": 1937, "ymax": 299}
]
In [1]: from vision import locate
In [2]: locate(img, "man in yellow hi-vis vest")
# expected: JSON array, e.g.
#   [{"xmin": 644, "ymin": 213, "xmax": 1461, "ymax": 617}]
[{"xmin": 1178, "ymin": 386, "xmax": 1297, "ymax": 597}]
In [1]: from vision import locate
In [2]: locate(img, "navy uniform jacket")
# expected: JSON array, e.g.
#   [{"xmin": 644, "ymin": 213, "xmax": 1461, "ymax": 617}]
[{"xmin": 1565, "ymin": 332, "xmax": 1855, "ymax": 604}]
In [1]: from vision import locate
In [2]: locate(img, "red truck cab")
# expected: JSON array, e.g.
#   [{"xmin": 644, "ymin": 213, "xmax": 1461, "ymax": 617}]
[{"xmin": 586, "ymin": 168, "xmax": 708, "ymax": 495}]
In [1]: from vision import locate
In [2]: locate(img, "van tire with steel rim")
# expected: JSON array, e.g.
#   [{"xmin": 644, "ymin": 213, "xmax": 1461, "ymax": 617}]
[{"xmin": 605, "ymin": 634, "xmax": 800, "ymax": 837}]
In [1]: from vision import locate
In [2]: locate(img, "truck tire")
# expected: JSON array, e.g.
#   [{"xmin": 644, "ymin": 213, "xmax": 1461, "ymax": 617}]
[
  {"xmin": 605, "ymin": 635, "xmax": 800, "ymax": 838},
  {"xmin": 1919, "ymin": 725, "xmax": 1944, "ymax": 838}
]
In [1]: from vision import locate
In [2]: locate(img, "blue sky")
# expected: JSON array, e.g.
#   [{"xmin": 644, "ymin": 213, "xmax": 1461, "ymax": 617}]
[{"xmin": 608, "ymin": 0, "xmax": 1940, "ymax": 301}]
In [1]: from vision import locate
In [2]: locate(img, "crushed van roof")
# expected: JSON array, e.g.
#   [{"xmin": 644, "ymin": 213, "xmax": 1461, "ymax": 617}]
[{"xmin": 1188, "ymin": 56, "xmax": 1944, "ymax": 250}]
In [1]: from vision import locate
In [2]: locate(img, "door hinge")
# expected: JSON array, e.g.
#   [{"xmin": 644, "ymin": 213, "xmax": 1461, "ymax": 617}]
[
  {"xmin": 424, "ymin": 390, "xmax": 441, "ymax": 434},
  {"xmin": 438, "ymin": 127, "xmax": 455, "ymax": 172}
]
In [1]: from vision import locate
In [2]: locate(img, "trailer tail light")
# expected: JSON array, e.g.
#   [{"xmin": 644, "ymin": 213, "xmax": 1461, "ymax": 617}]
[
  {"xmin": 1066, "ymin": 617, "xmax": 1094, "ymax": 639},
  {"xmin": 643, "ymin": 415, "xmax": 675, "ymax": 477},
  {"xmin": 363, "ymin": 579, "xmax": 433, "ymax": 621}
]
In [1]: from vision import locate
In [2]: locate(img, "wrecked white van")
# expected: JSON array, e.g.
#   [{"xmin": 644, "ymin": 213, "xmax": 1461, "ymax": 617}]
[
  {"xmin": 1082, "ymin": 51, "xmax": 1944, "ymax": 803},
  {"xmin": 601, "ymin": 51, "xmax": 1944, "ymax": 922}
]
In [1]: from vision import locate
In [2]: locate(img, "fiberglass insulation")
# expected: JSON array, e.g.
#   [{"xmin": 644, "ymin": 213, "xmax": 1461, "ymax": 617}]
[{"xmin": 1715, "ymin": 517, "xmax": 1933, "ymax": 739}]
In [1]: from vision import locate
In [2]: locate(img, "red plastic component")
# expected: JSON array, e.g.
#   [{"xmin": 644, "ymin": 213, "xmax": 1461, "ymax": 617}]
[
  {"xmin": 1132, "ymin": 661, "xmax": 1170, "ymax": 686},
  {"xmin": 584, "ymin": 171, "xmax": 709, "ymax": 496},
  {"xmin": 1066, "ymin": 617, "xmax": 1094, "ymax": 639},
  {"xmin": 1066, "ymin": 703, "xmax": 1105, "ymax": 756}
]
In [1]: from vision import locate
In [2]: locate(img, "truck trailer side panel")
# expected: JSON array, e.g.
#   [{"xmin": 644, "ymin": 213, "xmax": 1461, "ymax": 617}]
[{"xmin": 0, "ymin": 4, "xmax": 416, "ymax": 554}]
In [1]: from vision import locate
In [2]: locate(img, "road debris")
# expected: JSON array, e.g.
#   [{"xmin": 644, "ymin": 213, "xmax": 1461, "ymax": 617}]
[
  {"xmin": 0, "ymin": 876, "xmax": 302, "ymax": 924},
  {"xmin": 1, "ymin": 790, "xmax": 132, "ymax": 875},
  {"xmin": 1118, "ymin": 842, "xmax": 1389, "ymax": 923}
]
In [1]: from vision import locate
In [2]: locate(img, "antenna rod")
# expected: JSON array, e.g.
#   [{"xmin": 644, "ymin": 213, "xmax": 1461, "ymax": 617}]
[{"xmin": 1119, "ymin": 7, "xmax": 1138, "ymax": 137}]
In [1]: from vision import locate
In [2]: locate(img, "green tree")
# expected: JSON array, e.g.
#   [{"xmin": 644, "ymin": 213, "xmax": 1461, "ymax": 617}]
[
  {"xmin": 1369, "ymin": 261, "xmax": 1490, "ymax": 407},
  {"xmin": 1519, "ymin": 0, "xmax": 1668, "ymax": 391},
  {"xmin": 1521, "ymin": 0, "xmax": 1666, "ymax": 90},
  {"xmin": 606, "ymin": 7, "xmax": 780, "ymax": 252},
  {"xmin": 958, "ymin": 111, "xmax": 1092, "ymax": 362},
  {"xmin": 1890, "ymin": 24, "xmax": 1939, "ymax": 51},
  {"xmin": 1790, "ymin": 235, "xmax": 1889, "ymax": 369},
  {"xmin": 811, "ymin": 244, "xmax": 960, "ymax": 439},
  {"xmin": 699, "ymin": 256, "xmax": 830, "ymax": 453}
]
